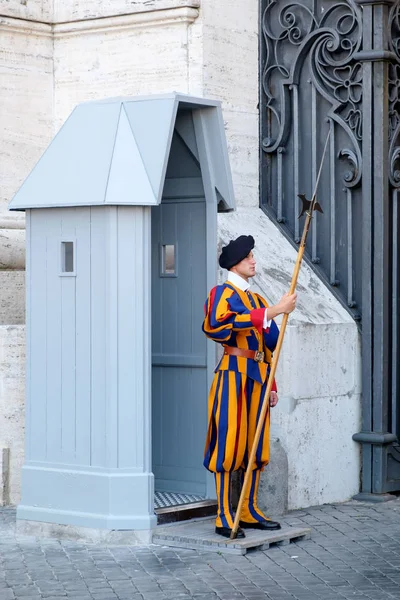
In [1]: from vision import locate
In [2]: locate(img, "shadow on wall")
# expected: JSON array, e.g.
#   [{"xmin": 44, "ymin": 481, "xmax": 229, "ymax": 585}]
[{"xmin": 231, "ymin": 439, "xmax": 289, "ymax": 517}]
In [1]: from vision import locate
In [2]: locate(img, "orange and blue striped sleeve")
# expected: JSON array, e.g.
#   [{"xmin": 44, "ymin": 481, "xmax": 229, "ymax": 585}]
[{"xmin": 202, "ymin": 285, "xmax": 265, "ymax": 342}]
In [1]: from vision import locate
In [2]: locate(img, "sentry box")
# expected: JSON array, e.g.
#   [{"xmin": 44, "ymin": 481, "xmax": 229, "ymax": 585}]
[{"xmin": 9, "ymin": 93, "xmax": 235, "ymax": 537}]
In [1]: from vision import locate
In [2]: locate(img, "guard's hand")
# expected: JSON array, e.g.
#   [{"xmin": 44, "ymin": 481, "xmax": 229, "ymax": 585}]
[
  {"xmin": 279, "ymin": 292, "xmax": 297, "ymax": 314},
  {"xmin": 270, "ymin": 391, "xmax": 279, "ymax": 407}
]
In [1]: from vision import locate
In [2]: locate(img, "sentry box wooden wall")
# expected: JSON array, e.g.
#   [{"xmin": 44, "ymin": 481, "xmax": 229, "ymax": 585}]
[{"xmin": 9, "ymin": 93, "xmax": 235, "ymax": 535}]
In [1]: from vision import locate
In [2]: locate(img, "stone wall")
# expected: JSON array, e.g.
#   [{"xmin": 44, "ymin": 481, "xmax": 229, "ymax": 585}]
[
  {"xmin": 0, "ymin": 13, "xmax": 53, "ymax": 504},
  {"xmin": 0, "ymin": 20, "xmax": 53, "ymax": 214},
  {"xmin": 0, "ymin": 325, "xmax": 25, "ymax": 505},
  {"xmin": 0, "ymin": 0, "xmax": 52, "ymax": 22},
  {"xmin": 52, "ymin": 8, "xmax": 201, "ymax": 130},
  {"xmin": 201, "ymin": 0, "xmax": 259, "ymax": 208}
]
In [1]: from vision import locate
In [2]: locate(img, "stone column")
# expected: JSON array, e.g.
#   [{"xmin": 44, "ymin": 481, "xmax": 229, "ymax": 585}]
[
  {"xmin": 0, "ymin": 10, "xmax": 53, "ymax": 505},
  {"xmin": 0, "ymin": 214, "xmax": 26, "ymax": 506}
]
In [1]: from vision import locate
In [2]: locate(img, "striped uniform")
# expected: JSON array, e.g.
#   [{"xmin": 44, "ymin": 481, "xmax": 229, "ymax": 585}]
[{"xmin": 202, "ymin": 281, "xmax": 279, "ymax": 528}]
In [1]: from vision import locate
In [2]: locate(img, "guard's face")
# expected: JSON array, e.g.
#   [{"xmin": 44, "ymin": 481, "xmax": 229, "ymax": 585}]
[{"xmin": 232, "ymin": 251, "xmax": 256, "ymax": 280}]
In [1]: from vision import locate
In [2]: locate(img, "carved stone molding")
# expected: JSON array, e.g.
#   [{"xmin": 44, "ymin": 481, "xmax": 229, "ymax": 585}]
[
  {"xmin": 0, "ymin": 5, "xmax": 200, "ymax": 37},
  {"xmin": 0, "ymin": 229, "xmax": 25, "ymax": 270},
  {"xmin": 0, "ymin": 215, "xmax": 25, "ymax": 231},
  {"xmin": 53, "ymin": 7, "xmax": 199, "ymax": 37},
  {"xmin": 52, "ymin": 1, "xmax": 201, "ymax": 25},
  {"xmin": 0, "ymin": 16, "xmax": 52, "ymax": 37}
]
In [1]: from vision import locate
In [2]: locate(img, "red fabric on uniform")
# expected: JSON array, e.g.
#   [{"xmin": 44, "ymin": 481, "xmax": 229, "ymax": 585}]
[{"xmin": 249, "ymin": 308, "xmax": 265, "ymax": 333}]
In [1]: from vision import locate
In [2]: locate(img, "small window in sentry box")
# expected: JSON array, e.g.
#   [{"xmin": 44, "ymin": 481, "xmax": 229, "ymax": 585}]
[
  {"xmin": 60, "ymin": 241, "xmax": 76, "ymax": 276},
  {"xmin": 160, "ymin": 244, "xmax": 177, "ymax": 277}
]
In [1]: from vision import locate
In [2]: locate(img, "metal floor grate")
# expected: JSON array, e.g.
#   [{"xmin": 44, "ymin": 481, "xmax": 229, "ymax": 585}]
[{"xmin": 154, "ymin": 491, "xmax": 205, "ymax": 509}]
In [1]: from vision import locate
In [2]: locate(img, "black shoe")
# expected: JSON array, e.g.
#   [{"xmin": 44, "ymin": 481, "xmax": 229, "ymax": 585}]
[
  {"xmin": 239, "ymin": 520, "xmax": 281, "ymax": 531},
  {"xmin": 215, "ymin": 526, "xmax": 246, "ymax": 539}
]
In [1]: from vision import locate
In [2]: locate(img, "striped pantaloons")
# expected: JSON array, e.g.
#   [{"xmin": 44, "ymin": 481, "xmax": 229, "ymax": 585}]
[{"xmin": 204, "ymin": 370, "xmax": 270, "ymax": 528}]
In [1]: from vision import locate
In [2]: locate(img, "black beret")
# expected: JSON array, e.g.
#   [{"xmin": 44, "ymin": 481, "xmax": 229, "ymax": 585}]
[{"xmin": 219, "ymin": 235, "xmax": 255, "ymax": 270}]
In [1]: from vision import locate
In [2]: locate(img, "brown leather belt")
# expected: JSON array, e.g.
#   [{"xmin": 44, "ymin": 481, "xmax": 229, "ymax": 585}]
[{"xmin": 223, "ymin": 346, "xmax": 265, "ymax": 363}]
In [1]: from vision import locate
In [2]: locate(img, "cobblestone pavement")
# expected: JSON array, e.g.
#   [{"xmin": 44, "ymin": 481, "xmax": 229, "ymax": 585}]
[{"xmin": 1, "ymin": 497, "xmax": 400, "ymax": 600}]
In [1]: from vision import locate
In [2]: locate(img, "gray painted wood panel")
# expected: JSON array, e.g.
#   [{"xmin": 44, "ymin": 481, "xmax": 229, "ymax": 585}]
[
  {"xmin": 90, "ymin": 207, "xmax": 108, "ymax": 468},
  {"xmin": 117, "ymin": 207, "xmax": 140, "ymax": 470},
  {"xmin": 28, "ymin": 210, "xmax": 48, "ymax": 462},
  {"xmin": 151, "ymin": 195, "xmax": 207, "ymax": 496},
  {"xmin": 105, "ymin": 207, "xmax": 119, "ymax": 469},
  {"xmin": 74, "ymin": 209, "xmax": 92, "ymax": 465},
  {"xmin": 21, "ymin": 205, "xmax": 156, "ymax": 529},
  {"xmin": 116, "ymin": 206, "xmax": 152, "ymax": 471},
  {"xmin": 60, "ymin": 209, "xmax": 78, "ymax": 464},
  {"xmin": 152, "ymin": 366, "xmax": 207, "ymax": 494},
  {"xmin": 24, "ymin": 211, "xmax": 32, "ymax": 461},
  {"xmin": 44, "ymin": 209, "xmax": 63, "ymax": 463},
  {"xmin": 27, "ymin": 206, "xmax": 156, "ymax": 469}
]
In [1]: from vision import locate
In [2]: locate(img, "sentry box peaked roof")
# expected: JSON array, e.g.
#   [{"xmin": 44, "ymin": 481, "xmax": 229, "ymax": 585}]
[{"xmin": 9, "ymin": 93, "xmax": 235, "ymax": 211}]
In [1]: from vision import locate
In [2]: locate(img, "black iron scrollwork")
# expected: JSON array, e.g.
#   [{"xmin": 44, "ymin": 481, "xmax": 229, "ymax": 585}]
[
  {"xmin": 389, "ymin": 1, "xmax": 400, "ymax": 62},
  {"xmin": 338, "ymin": 148, "xmax": 359, "ymax": 187},
  {"xmin": 389, "ymin": 4, "xmax": 400, "ymax": 187},
  {"xmin": 261, "ymin": 0, "xmax": 362, "ymax": 184}
]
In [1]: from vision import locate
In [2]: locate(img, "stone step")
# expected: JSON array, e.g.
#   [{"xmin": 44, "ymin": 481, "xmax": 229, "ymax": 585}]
[{"xmin": 153, "ymin": 518, "xmax": 311, "ymax": 555}]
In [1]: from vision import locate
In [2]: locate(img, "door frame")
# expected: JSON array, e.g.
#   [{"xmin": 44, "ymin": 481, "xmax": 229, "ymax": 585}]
[{"xmin": 193, "ymin": 110, "xmax": 220, "ymax": 500}]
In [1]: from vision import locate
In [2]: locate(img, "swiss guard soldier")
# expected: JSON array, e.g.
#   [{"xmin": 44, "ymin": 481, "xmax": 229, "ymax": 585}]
[{"xmin": 202, "ymin": 235, "xmax": 297, "ymax": 539}]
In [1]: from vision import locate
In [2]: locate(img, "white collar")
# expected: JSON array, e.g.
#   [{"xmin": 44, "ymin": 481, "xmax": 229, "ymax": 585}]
[{"xmin": 227, "ymin": 271, "xmax": 251, "ymax": 292}]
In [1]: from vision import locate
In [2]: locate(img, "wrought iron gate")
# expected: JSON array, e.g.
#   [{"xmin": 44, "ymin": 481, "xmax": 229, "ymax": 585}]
[{"xmin": 260, "ymin": 0, "xmax": 400, "ymax": 496}]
